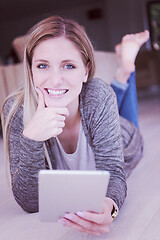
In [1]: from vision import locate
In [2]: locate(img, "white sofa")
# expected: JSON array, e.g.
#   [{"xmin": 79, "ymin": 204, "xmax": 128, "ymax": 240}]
[{"xmin": 0, "ymin": 63, "xmax": 24, "ymax": 111}]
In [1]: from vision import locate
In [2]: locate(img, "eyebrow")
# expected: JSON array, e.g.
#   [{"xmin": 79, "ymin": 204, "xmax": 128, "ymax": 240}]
[
  {"xmin": 62, "ymin": 59, "xmax": 77, "ymax": 63},
  {"xmin": 34, "ymin": 59, "xmax": 49, "ymax": 63},
  {"xmin": 34, "ymin": 59, "xmax": 78, "ymax": 64}
]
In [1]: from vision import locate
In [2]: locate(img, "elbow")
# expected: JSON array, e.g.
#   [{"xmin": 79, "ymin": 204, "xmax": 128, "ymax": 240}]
[
  {"xmin": 15, "ymin": 195, "xmax": 39, "ymax": 213},
  {"xmin": 12, "ymin": 187, "xmax": 39, "ymax": 213}
]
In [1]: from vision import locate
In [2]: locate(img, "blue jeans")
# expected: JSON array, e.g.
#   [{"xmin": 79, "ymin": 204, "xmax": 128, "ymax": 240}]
[{"xmin": 111, "ymin": 72, "xmax": 139, "ymax": 128}]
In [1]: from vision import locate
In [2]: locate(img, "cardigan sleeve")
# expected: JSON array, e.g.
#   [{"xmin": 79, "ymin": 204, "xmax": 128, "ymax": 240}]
[
  {"xmin": 80, "ymin": 78, "xmax": 127, "ymax": 209},
  {"xmin": 3, "ymin": 98, "xmax": 46, "ymax": 213}
]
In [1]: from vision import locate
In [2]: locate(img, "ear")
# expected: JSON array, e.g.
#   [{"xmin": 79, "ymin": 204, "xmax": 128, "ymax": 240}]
[{"xmin": 83, "ymin": 62, "xmax": 91, "ymax": 83}]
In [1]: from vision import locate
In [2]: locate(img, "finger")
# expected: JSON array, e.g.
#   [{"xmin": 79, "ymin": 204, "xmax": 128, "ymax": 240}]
[
  {"xmin": 58, "ymin": 218, "xmax": 86, "ymax": 233},
  {"xmin": 76, "ymin": 211, "xmax": 107, "ymax": 224},
  {"xmin": 57, "ymin": 120, "xmax": 65, "ymax": 128},
  {"xmin": 57, "ymin": 114, "xmax": 66, "ymax": 122},
  {"xmin": 53, "ymin": 107, "xmax": 69, "ymax": 118},
  {"xmin": 50, "ymin": 126, "xmax": 64, "ymax": 138},
  {"xmin": 56, "ymin": 127, "xmax": 63, "ymax": 136},
  {"xmin": 59, "ymin": 217, "xmax": 107, "ymax": 236},
  {"xmin": 64, "ymin": 213, "xmax": 107, "ymax": 232},
  {"xmin": 36, "ymin": 87, "xmax": 45, "ymax": 110},
  {"xmin": 65, "ymin": 213, "xmax": 98, "ymax": 232},
  {"xmin": 59, "ymin": 218, "xmax": 101, "ymax": 235}
]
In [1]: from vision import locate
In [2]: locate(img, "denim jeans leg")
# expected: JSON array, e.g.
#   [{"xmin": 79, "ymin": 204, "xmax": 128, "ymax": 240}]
[{"xmin": 111, "ymin": 72, "xmax": 139, "ymax": 128}]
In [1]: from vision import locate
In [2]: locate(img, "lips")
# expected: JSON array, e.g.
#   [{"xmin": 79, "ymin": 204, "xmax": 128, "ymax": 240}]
[{"xmin": 45, "ymin": 88, "xmax": 68, "ymax": 96}]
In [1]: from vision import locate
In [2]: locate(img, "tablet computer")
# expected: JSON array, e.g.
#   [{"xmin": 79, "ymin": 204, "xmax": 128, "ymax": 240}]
[{"xmin": 38, "ymin": 170, "xmax": 110, "ymax": 222}]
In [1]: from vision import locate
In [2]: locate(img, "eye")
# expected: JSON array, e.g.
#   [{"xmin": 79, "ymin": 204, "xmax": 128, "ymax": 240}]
[
  {"xmin": 63, "ymin": 64, "xmax": 75, "ymax": 69},
  {"xmin": 37, "ymin": 64, "xmax": 49, "ymax": 69}
]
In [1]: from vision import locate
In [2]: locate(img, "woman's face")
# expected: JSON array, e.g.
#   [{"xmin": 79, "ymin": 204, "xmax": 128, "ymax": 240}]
[{"xmin": 31, "ymin": 37, "xmax": 89, "ymax": 108}]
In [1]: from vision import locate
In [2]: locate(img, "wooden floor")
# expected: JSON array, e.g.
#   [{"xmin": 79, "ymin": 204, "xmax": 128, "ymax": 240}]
[{"xmin": 0, "ymin": 94, "xmax": 160, "ymax": 240}]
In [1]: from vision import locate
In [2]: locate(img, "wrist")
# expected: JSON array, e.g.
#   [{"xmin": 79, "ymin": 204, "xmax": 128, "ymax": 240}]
[
  {"xmin": 23, "ymin": 128, "xmax": 33, "ymax": 140},
  {"xmin": 111, "ymin": 204, "xmax": 118, "ymax": 220},
  {"xmin": 23, "ymin": 127, "xmax": 38, "ymax": 141},
  {"xmin": 105, "ymin": 197, "xmax": 119, "ymax": 220}
]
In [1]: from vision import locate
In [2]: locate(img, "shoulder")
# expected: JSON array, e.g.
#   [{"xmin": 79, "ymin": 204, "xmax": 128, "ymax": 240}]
[
  {"xmin": 2, "ymin": 94, "xmax": 23, "ymax": 124},
  {"xmin": 80, "ymin": 78, "xmax": 119, "ymax": 137},
  {"xmin": 80, "ymin": 78, "xmax": 116, "ymax": 111},
  {"xmin": 2, "ymin": 96, "xmax": 16, "ymax": 120},
  {"xmin": 81, "ymin": 78, "xmax": 116, "ymax": 104},
  {"xmin": 82, "ymin": 77, "xmax": 114, "ymax": 96}
]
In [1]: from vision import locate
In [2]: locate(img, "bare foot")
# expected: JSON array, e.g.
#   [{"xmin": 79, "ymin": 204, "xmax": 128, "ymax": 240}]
[{"xmin": 115, "ymin": 30, "xmax": 149, "ymax": 83}]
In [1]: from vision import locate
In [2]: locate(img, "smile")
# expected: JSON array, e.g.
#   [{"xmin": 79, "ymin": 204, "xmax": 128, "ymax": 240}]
[{"xmin": 45, "ymin": 88, "xmax": 68, "ymax": 96}]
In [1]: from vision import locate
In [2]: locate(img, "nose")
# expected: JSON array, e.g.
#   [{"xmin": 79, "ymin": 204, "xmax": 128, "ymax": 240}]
[{"xmin": 49, "ymin": 68, "xmax": 63, "ymax": 87}]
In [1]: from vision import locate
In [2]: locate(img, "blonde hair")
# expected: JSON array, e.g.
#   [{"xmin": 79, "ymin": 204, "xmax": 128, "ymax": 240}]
[{"xmin": 1, "ymin": 15, "xmax": 96, "ymax": 167}]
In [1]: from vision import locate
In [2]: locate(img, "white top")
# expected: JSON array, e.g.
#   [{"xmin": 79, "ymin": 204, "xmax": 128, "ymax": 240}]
[{"xmin": 52, "ymin": 123, "xmax": 96, "ymax": 170}]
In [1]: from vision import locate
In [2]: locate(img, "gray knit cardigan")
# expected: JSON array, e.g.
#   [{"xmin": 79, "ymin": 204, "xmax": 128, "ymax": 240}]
[{"xmin": 4, "ymin": 78, "xmax": 143, "ymax": 213}]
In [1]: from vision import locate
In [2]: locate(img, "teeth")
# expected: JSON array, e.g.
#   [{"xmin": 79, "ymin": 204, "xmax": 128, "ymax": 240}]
[{"xmin": 47, "ymin": 89, "xmax": 67, "ymax": 95}]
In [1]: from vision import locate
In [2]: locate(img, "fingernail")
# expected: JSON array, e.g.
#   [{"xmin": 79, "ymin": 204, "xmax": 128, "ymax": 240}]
[
  {"xmin": 64, "ymin": 214, "xmax": 72, "ymax": 220},
  {"xmin": 58, "ymin": 219, "xmax": 67, "ymax": 226},
  {"xmin": 76, "ymin": 211, "xmax": 84, "ymax": 217}
]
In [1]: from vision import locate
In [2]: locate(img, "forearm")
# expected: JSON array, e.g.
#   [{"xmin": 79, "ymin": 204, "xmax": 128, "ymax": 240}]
[
  {"xmin": 92, "ymin": 87, "xmax": 127, "ymax": 209},
  {"xmin": 106, "ymin": 173, "xmax": 127, "ymax": 210},
  {"xmin": 9, "ymin": 133, "xmax": 46, "ymax": 213}
]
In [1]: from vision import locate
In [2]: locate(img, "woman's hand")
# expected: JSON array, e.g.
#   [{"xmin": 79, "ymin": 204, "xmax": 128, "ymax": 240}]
[
  {"xmin": 23, "ymin": 88, "xmax": 69, "ymax": 141},
  {"xmin": 58, "ymin": 197, "xmax": 118, "ymax": 236}
]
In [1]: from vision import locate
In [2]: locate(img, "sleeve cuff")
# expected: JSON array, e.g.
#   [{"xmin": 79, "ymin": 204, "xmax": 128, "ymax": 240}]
[
  {"xmin": 111, "ymin": 79, "xmax": 129, "ymax": 91},
  {"xmin": 20, "ymin": 133, "xmax": 44, "ymax": 154}
]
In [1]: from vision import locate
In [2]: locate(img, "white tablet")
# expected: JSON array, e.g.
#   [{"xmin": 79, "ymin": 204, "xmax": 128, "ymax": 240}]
[{"xmin": 38, "ymin": 170, "xmax": 110, "ymax": 222}]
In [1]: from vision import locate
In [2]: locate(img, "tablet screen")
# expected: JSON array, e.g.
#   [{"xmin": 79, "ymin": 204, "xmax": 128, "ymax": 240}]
[{"xmin": 39, "ymin": 170, "xmax": 110, "ymax": 222}]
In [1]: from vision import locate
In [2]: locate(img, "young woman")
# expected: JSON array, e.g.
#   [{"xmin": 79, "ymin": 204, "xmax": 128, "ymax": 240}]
[{"xmin": 1, "ymin": 16, "xmax": 148, "ymax": 236}]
